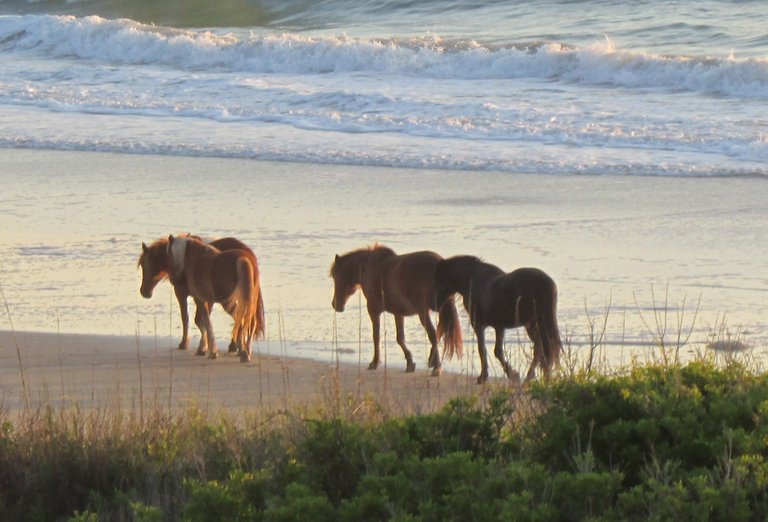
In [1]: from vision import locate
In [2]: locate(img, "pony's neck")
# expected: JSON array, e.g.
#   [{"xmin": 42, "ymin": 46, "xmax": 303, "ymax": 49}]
[
  {"xmin": 450, "ymin": 257, "xmax": 485, "ymax": 296},
  {"xmin": 345, "ymin": 250, "xmax": 372, "ymax": 283}
]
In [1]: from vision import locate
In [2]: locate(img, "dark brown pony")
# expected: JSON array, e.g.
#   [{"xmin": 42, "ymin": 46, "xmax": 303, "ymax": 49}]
[
  {"xmin": 435, "ymin": 256, "xmax": 562, "ymax": 384},
  {"xmin": 330, "ymin": 244, "xmax": 462, "ymax": 375},
  {"xmin": 138, "ymin": 234, "xmax": 265, "ymax": 360}
]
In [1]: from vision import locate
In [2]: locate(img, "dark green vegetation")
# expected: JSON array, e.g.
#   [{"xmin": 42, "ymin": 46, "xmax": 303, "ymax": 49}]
[{"xmin": 3, "ymin": 362, "xmax": 768, "ymax": 521}]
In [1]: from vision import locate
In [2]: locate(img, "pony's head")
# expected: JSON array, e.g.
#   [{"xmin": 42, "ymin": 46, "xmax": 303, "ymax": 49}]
[
  {"xmin": 138, "ymin": 240, "xmax": 169, "ymax": 299},
  {"xmin": 329, "ymin": 253, "xmax": 360, "ymax": 312}
]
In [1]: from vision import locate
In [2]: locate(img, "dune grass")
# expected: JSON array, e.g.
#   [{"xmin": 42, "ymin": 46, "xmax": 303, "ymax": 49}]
[
  {"xmin": 1, "ymin": 288, "xmax": 766, "ymax": 520},
  {"xmin": 3, "ymin": 355, "xmax": 768, "ymax": 521}
]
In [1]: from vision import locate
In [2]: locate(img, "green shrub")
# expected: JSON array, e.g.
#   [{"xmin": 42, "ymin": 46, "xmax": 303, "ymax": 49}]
[
  {"xmin": 526, "ymin": 362, "xmax": 768, "ymax": 488},
  {"xmin": 263, "ymin": 482, "xmax": 335, "ymax": 522},
  {"xmin": 6, "ymin": 362, "xmax": 768, "ymax": 520}
]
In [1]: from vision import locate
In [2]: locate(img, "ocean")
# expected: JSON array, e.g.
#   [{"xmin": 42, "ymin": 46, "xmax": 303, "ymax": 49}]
[
  {"xmin": 1, "ymin": 0, "xmax": 767, "ymax": 176},
  {"xmin": 1, "ymin": 0, "xmax": 766, "ymax": 373}
]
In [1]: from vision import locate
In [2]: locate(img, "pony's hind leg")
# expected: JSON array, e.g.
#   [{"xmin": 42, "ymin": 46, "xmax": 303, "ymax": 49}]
[
  {"xmin": 418, "ymin": 311, "xmax": 440, "ymax": 376},
  {"xmin": 223, "ymin": 301, "xmax": 239, "ymax": 353},
  {"xmin": 236, "ymin": 325, "xmax": 251, "ymax": 362},
  {"xmin": 524, "ymin": 323, "xmax": 541, "ymax": 382},
  {"xmin": 395, "ymin": 315, "xmax": 416, "ymax": 373},
  {"xmin": 493, "ymin": 328, "xmax": 520, "ymax": 382}
]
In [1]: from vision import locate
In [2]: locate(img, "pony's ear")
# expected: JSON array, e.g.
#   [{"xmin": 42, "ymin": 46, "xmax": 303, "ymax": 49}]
[
  {"xmin": 168, "ymin": 234, "xmax": 174, "ymax": 244},
  {"xmin": 142, "ymin": 242, "xmax": 148, "ymax": 253},
  {"xmin": 335, "ymin": 254, "xmax": 340, "ymax": 263}
]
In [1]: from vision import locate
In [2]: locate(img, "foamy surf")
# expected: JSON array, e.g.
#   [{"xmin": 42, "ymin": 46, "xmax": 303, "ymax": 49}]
[{"xmin": 1, "ymin": 15, "xmax": 767, "ymax": 98}]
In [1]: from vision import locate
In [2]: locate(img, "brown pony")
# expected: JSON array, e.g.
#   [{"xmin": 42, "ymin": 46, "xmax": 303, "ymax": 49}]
[
  {"xmin": 330, "ymin": 244, "xmax": 462, "ymax": 375},
  {"xmin": 435, "ymin": 256, "xmax": 562, "ymax": 384},
  {"xmin": 139, "ymin": 235, "xmax": 265, "ymax": 361},
  {"xmin": 139, "ymin": 234, "xmax": 264, "ymax": 353}
]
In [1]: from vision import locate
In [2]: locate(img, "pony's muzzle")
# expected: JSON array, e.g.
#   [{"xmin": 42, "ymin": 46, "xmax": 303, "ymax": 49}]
[
  {"xmin": 140, "ymin": 287, "xmax": 153, "ymax": 299},
  {"xmin": 332, "ymin": 299, "xmax": 345, "ymax": 313}
]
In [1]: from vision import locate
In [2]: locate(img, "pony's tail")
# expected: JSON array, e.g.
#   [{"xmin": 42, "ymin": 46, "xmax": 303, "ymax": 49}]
[
  {"xmin": 537, "ymin": 286, "xmax": 563, "ymax": 377},
  {"xmin": 254, "ymin": 283, "xmax": 266, "ymax": 340},
  {"xmin": 436, "ymin": 296, "xmax": 463, "ymax": 360},
  {"xmin": 232, "ymin": 256, "xmax": 260, "ymax": 349}
]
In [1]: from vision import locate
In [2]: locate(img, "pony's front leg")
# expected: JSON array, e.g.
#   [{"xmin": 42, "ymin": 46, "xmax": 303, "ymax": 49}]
[
  {"xmin": 195, "ymin": 300, "xmax": 218, "ymax": 359},
  {"xmin": 418, "ymin": 312, "xmax": 439, "ymax": 376},
  {"xmin": 175, "ymin": 287, "xmax": 190, "ymax": 350},
  {"xmin": 475, "ymin": 327, "xmax": 490, "ymax": 384},
  {"xmin": 494, "ymin": 328, "xmax": 520, "ymax": 383},
  {"xmin": 369, "ymin": 311, "xmax": 381, "ymax": 370},
  {"xmin": 395, "ymin": 315, "xmax": 416, "ymax": 373},
  {"xmin": 205, "ymin": 317, "xmax": 218, "ymax": 360}
]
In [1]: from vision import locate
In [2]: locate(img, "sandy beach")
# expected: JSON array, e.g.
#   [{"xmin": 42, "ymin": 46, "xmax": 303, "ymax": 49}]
[
  {"xmin": 1, "ymin": 149, "xmax": 766, "ymax": 396},
  {"xmin": 0, "ymin": 329, "xmax": 497, "ymax": 416}
]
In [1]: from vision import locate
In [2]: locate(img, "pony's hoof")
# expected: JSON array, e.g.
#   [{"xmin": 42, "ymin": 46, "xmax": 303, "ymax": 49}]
[
  {"xmin": 227, "ymin": 342, "xmax": 238, "ymax": 353},
  {"xmin": 195, "ymin": 350, "xmax": 207, "ymax": 356},
  {"xmin": 177, "ymin": 343, "xmax": 189, "ymax": 350},
  {"xmin": 430, "ymin": 367, "xmax": 442, "ymax": 377},
  {"xmin": 239, "ymin": 352, "xmax": 251, "ymax": 363},
  {"xmin": 405, "ymin": 362, "xmax": 416, "ymax": 373},
  {"xmin": 476, "ymin": 375, "xmax": 488, "ymax": 385},
  {"xmin": 368, "ymin": 362, "xmax": 379, "ymax": 370},
  {"xmin": 208, "ymin": 352, "xmax": 218, "ymax": 360}
]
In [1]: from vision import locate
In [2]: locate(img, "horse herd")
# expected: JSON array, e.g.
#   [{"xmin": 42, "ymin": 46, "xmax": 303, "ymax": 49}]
[{"xmin": 138, "ymin": 235, "xmax": 563, "ymax": 384}]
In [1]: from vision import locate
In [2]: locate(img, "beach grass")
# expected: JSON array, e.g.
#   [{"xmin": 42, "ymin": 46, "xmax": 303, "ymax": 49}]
[{"xmin": 4, "ymin": 354, "xmax": 768, "ymax": 521}]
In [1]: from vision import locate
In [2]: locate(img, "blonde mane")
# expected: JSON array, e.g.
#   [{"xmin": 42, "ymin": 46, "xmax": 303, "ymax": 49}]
[{"xmin": 169, "ymin": 236, "xmax": 188, "ymax": 273}]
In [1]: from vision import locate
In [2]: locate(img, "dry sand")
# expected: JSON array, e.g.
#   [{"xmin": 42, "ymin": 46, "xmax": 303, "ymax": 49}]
[{"xmin": 0, "ymin": 329, "xmax": 499, "ymax": 417}]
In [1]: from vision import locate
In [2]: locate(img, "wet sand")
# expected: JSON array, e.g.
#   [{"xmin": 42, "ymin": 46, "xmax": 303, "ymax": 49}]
[{"xmin": 1, "ymin": 148, "xmax": 766, "ymax": 380}]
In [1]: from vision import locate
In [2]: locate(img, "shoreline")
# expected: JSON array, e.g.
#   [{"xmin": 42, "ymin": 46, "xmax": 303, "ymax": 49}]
[
  {"xmin": 0, "ymin": 329, "xmax": 492, "ymax": 415},
  {"xmin": 1, "ymin": 148, "xmax": 766, "ymax": 388}
]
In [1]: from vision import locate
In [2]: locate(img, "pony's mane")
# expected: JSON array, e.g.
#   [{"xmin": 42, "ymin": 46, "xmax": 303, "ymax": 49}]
[
  {"xmin": 442, "ymin": 255, "xmax": 488, "ymax": 283},
  {"xmin": 330, "ymin": 243, "xmax": 395, "ymax": 277},
  {"xmin": 461, "ymin": 255, "xmax": 483, "ymax": 265},
  {"xmin": 169, "ymin": 236, "xmax": 189, "ymax": 273}
]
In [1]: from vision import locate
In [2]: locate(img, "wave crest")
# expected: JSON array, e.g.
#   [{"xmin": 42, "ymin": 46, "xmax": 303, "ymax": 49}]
[{"xmin": 1, "ymin": 14, "xmax": 767, "ymax": 99}]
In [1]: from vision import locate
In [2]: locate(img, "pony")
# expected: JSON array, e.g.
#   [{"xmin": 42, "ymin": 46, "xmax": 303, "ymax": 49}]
[
  {"xmin": 330, "ymin": 244, "xmax": 462, "ymax": 375},
  {"xmin": 138, "ymin": 234, "xmax": 265, "ymax": 360},
  {"xmin": 434, "ymin": 256, "xmax": 562, "ymax": 384}
]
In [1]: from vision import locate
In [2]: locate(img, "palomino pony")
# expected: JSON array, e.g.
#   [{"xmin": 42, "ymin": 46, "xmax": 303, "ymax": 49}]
[
  {"xmin": 139, "ymin": 235, "xmax": 264, "ymax": 354},
  {"xmin": 331, "ymin": 244, "xmax": 462, "ymax": 375},
  {"xmin": 434, "ymin": 256, "xmax": 562, "ymax": 384},
  {"xmin": 139, "ymin": 236, "xmax": 264, "ymax": 361}
]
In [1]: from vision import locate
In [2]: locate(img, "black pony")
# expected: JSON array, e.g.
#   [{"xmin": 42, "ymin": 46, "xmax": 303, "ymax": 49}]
[{"xmin": 435, "ymin": 256, "xmax": 562, "ymax": 384}]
